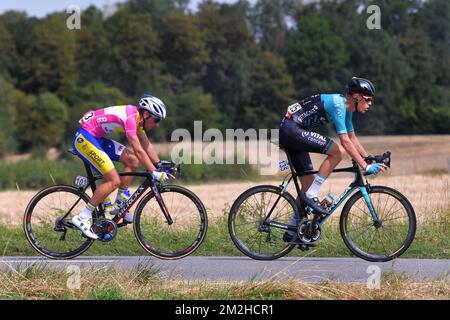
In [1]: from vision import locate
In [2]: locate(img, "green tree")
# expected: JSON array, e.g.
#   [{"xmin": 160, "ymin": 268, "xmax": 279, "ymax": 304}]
[
  {"xmin": 102, "ymin": 10, "xmax": 162, "ymax": 96},
  {"xmin": 172, "ymin": 87, "xmax": 222, "ymax": 131},
  {"xmin": 243, "ymin": 50, "xmax": 295, "ymax": 129},
  {"xmin": 420, "ymin": 0, "xmax": 450, "ymax": 87},
  {"xmin": 0, "ymin": 77, "xmax": 17, "ymax": 155},
  {"xmin": 347, "ymin": 28, "xmax": 413, "ymax": 134},
  {"xmin": 16, "ymin": 93, "xmax": 68, "ymax": 150},
  {"xmin": 123, "ymin": 0, "xmax": 189, "ymax": 19},
  {"xmin": 250, "ymin": 0, "xmax": 300, "ymax": 53},
  {"xmin": 284, "ymin": 12, "xmax": 350, "ymax": 97},
  {"xmin": 21, "ymin": 14, "xmax": 77, "ymax": 95},
  {"xmin": 74, "ymin": 7, "xmax": 110, "ymax": 85},
  {"xmin": 160, "ymin": 12, "xmax": 209, "ymax": 90},
  {"xmin": 0, "ymin": 23, "xmax": 17, "ymax": 80},
  {"xmin": 400, "ymin": 28, "xmax": 435, "ymax": 104},
  {"xmin": 197, "ymin": 2, "xmax": 254, "ymax": 126}
]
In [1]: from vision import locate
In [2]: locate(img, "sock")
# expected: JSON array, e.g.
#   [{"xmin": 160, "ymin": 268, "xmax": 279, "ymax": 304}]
[
  {"xmin": 306, "ymin": 174, "xmax": 327, "ymax": 199},
  {"xmin": 79, "ymin": 202, "xmax": 96, "ymax": 220},
  {"xmin": 114, "ymin": 187, "xmax": 130, "ymax": 207}
]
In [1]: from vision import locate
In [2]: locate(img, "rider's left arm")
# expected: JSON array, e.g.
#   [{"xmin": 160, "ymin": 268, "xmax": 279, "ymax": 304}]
[
  {"xmin": 348, "ymin": 131, "xmax": 369, "ymax": 158},
  {"xmin": 138, "ymin": 132, "xmax": 160, "ymax": 164}
]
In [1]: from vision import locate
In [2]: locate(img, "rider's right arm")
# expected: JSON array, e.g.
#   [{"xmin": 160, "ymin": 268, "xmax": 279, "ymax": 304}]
[
  {"xmin": 127, "ymin": 135, "xmax": 157, "ymax": 172},
  {"xmin": 338, "ymin": 134, "xmax": 368, "ymax": 169}
]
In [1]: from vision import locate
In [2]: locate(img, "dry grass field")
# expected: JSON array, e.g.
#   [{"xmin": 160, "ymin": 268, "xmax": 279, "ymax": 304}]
[
  {"xmin": 1, "ymin": 266, "xmax": 448, "ymax": 300},
  {"xmin": 1, "ymin": 174, "xmax": 448, "ymax": 226},
  {"xmin": 0, "ymin": 135, "xmax": 449, "ymax": 225}
]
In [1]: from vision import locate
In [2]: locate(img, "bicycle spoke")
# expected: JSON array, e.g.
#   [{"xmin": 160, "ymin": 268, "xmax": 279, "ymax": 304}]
[
  {"xmin": 24, "ymin": 186, "xmax": 93, "ymax": 259},
  {"xmin": 135, "ymin": 186, "xmax": 207, "ymax": 259},
  {"xmin": 343, "ymin": 188, "xmax": 415, "ymax": 261},
  {"xmin": 229, "ymin": 187, "xmax": 296, "ymax": 259}
]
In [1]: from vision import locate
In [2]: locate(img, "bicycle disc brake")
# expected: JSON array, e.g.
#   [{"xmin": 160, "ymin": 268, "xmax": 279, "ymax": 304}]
[
  {"xmin": 297, "ymin": 218, "xmax": 321, "ymax": 244},
  {"xmin": 92, "ymin": 218, "xmax": 118, "ymax": 243}
]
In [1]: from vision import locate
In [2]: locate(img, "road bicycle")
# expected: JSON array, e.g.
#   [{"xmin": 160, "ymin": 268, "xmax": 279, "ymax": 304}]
[
  {"xmin": 24, "ymin": 149, "xmax": 208, "ymax": 260},
  {"xmin": 228, "ymin": 147, "xmax": 416, "ymax": 262}
]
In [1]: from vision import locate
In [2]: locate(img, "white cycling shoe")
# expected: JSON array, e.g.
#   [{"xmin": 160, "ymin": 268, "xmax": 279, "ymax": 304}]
[{"xmin": 72, "ymin": 215, "xmax": 99, "ymax": 240}]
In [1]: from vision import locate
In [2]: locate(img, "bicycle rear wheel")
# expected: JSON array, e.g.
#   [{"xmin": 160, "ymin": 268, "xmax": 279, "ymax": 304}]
[
  {"xmin": 228, "ymin": 185, "xmax": 298, "ymax": 260},
  {"xmin": 23, "ymin": 185, "xmax": 96, "ymax": 259},
  {"xmin": 340, "ymin": 186, "xmax": 416, "ymax": 262},
  {"xmin": 134, "ymin": 185, "xmax": 208, "ymax": 259}
]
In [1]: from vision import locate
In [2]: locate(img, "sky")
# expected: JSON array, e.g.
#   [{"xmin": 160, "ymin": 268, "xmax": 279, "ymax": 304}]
[{"xmin": 0, "ymin": 0, "xmax": 250, "ymax": 18}]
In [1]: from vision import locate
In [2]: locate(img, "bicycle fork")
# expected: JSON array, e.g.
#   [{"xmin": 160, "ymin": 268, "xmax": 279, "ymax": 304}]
[
  {"xmin": 150, "ymin": 184, "xmax": 173, "ymax": 225},
  {"xmin": 360, "ymin": 186, "xmax": 381, "ymax": 227}
]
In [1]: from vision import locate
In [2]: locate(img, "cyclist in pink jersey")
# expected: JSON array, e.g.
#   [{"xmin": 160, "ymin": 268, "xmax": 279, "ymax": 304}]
[{"xmin": 72, "ymin": 94, "xmax": 169, "ymax": 239}]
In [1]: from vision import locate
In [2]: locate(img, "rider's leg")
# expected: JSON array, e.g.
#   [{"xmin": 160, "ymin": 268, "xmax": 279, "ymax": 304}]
[
  {"xmin": 304, "ymin": 143, "xmax": 345, "ymax": 199},
  {"xmin": 72, "ymin": 130, "xmax": 121, "ymax": 238},
  {"xmin": 316, "ymin": 143, "xmax": 346, "ymax": 178},
  {"xmin": 117, "ymin": 149, "xmax": 140, "ymax": 189},
  {"xmin": 89, "ymin": 169, "xmax": 122, "ymax": 205},
  {"xmin": 110, "ymin": 149, "xmax": 140, "ymax": 222},
  {"xmin": 73, "ymin": 169, "xmax": 121, "ymax": 239},
  {"xmin": 285, "ymin": 152, "xmax": 315, "ymax": 238}
]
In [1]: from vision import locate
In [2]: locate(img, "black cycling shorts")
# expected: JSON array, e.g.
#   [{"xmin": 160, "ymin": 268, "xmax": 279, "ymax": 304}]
[{"xmin": 279, "ymin": 118, "xmax": 335, "ymax": 173}]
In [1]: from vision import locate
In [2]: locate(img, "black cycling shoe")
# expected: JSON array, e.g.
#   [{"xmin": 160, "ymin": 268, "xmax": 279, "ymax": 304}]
[{"xmin": 300, "ymin": 193, "xmax": 328, "ymax": 216}]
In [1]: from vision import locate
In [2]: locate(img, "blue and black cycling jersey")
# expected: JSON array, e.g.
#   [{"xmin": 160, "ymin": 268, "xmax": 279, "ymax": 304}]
[
  {"xmin": 279, "ymin": 93, "xmax": 353, "ymax": 173},
  {"xmin": 285, "ymin": 94, "xmax": 354, "ymax": 135}
]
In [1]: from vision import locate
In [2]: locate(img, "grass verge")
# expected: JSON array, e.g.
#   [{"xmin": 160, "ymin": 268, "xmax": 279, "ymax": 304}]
[
  {"xmin": 0, "ymin": 265, "xmax": 448, "ymax": 300},
  {"xmin": 1, "ymin": 210, "xmax": 449, "ymax": 259}
]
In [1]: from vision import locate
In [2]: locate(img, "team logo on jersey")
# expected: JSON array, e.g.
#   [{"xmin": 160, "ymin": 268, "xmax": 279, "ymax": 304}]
[
  {"xmin": 310, "ymin": 132, "xmax": 326, "ymax": 142},
  {"xmin": 334, "ymin": 95, "xmax": 345, "ymax": 117}
]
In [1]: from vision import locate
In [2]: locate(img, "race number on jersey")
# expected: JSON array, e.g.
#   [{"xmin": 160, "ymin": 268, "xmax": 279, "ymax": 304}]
[
  {"xmin": 285, "ymin": 102, "xmax": 302, "ymax": 118},
  {"xmin": 78, "ymin": 111, "xmax": 94, "ymax": 125}
]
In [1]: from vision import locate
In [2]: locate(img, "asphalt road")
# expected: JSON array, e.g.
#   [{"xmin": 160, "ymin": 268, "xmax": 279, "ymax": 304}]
[{"xmin": 1, "ymin": 256, "xmax": 449, "ymax": 283}]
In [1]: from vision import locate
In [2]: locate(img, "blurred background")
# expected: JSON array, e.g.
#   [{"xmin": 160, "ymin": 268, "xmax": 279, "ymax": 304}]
[{"xmin": 0, "ymin": 0, "xmax": 449, "ymax": 190}]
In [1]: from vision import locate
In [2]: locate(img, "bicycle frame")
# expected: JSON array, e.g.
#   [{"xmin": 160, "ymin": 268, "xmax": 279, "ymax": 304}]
[
  {"xmin": 262, "ymin": 158, "xmax": 379, "ymax": 233},
  {"xmin": 71, "ymin": 160, "xmax": 173, "ymax": 227}
]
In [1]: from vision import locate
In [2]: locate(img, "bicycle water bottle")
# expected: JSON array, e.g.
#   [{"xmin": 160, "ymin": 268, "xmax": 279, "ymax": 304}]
[
  {"xmin": 112, "ymin": 189, "xmax": 131, "ymax": 213},
  {"xmin": 320, "ymin": 194, "xmax": 335, "ymax": 209}
]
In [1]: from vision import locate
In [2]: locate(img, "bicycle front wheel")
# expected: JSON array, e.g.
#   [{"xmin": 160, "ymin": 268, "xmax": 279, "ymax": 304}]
[
  {"xmin": 228, "ymin": 185, "xmax": 298, "ymax": 260},
  {"xmin": 340, "ymin": 186, "xmax": 416, "ymax": 262},
  {"xmin": 23, "ymin": 185, "xmax": 96, "ymax": 259},
  {"xmin": 134, "ymin": 185, "xmax": 208, "ymax": 259}
]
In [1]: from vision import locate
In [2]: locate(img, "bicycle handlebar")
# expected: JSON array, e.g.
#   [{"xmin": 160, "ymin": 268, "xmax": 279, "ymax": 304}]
[{"xmin": 364, "ymin": 151, "xmax": 391, "ymax": 168}]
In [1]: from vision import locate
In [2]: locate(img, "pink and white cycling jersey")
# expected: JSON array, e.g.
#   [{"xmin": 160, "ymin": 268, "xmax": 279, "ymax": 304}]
[{"xmin": 78, "ymin": 105, "xmax": 145, "ymax": 138}]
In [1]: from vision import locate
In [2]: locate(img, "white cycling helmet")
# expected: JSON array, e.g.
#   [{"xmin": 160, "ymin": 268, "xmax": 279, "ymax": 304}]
[{"xmin": 139, "ymin": 94, "xmax": 167, "ymax": 120}]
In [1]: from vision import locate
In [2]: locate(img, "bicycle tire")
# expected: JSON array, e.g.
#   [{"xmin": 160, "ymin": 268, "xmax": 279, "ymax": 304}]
[
  {"xmin": 228, "ymin": 185, "xmax": 298, "ymax": 260},
  {"xmin": 340, "ymin": 185, "xmax": 416, "ymax": 262},
  {"xmin": 23, "ymin": 185, "xmax": 96, "ymax": 259},
  {"xmin": 133, "ymin": 185, "xmax": 208, "ymax": 259}
]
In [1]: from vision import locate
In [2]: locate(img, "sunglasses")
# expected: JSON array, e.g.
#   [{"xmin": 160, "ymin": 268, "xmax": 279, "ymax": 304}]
[
  {"xmin": 362, "ymin": 96, "xmax": 373, "ymax": 103},
  {"xmin": 144, "ymin": 114, "xmax": 161, "ymax": 123}
]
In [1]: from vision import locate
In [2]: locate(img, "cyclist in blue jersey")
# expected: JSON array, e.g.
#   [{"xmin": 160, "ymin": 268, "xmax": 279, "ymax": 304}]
[{"xmin": 280, "ymin": 77, "xmax": 387, "ymax": 241}]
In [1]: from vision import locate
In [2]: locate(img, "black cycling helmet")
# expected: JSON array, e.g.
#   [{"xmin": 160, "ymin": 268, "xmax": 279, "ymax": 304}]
[{"xmin": 346, "ymin": 77, "xmax": 375, "ymax": 97}]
